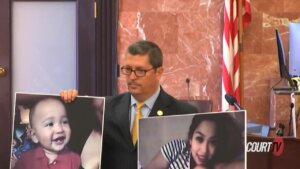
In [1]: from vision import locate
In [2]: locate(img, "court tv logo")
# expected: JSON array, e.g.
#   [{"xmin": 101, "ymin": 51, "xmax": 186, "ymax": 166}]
[{"xmin": 246, "ymin": 137, "xmax": 284, "ymax": 156}]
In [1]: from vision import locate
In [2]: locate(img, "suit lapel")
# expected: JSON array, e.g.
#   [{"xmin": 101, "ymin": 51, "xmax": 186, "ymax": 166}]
[
  {"xmin": 111, "ymin": 89, "xmax": 174, "ymax": 149},
  {"xmin": 112, "ymin": 93, "xmax": 135, "ymax": 149},
  {"xmin": 149, "ymin": 88, "xmax": 173, "ymax": 117}
]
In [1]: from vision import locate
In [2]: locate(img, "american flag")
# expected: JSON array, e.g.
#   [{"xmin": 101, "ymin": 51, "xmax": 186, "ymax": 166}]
[{"xmin": 222, "ymin": 0, "xmax": 251, "ymax": 110}]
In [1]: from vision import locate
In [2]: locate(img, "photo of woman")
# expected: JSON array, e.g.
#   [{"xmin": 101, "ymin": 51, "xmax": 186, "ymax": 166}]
[{"xmin": 139, "ymin": 111, "xmax": 245, "ymax": 169}]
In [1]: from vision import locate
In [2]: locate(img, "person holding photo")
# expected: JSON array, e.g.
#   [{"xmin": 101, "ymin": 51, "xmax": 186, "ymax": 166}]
[
  {"xmin": 144, "ymin": 113, "xmax": 244, "ymax": 169},
  {"xmin": 14, "ymin": 97, "xmax": 80, "ymax": 169},
  {"xmin": 60, "ymin": 40, "xmax": 198, "ymax": 169}
]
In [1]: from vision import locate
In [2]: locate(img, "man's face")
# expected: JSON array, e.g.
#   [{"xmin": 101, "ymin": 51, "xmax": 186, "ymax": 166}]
[
  {"xmin": 123, "ymin": 53, "xmax": 163, "ymax": 101},
  {"xmin": 31, "ymin": 99, "xmax": 71, "ymax": 155}
]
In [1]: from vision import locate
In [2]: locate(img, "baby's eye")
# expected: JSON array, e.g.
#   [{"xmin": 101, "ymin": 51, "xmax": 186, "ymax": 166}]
[
  {"xmin": 62, "ymin": 118, "xmax": 69, "ymax": 125},
  {"xmin": 45, "ymin": 122, "xmax": 54, "ymax": 127}
]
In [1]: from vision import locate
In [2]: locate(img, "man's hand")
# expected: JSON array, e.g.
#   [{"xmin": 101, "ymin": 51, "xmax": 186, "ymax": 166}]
[{"xmin": 60, "ymin": 89, "xmax": 78, "ymax": 103}]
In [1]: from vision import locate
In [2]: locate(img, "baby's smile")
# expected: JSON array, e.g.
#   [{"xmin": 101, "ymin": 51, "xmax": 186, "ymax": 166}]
[{"xmin": 53, "ymin": 136, "xmax": 66, "ymax": 145}]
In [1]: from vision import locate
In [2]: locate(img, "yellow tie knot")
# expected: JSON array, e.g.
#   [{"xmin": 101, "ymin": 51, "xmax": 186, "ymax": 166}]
[{"xmin": 136, "ymin": 102, "xmax": 144, "ymax": 112}]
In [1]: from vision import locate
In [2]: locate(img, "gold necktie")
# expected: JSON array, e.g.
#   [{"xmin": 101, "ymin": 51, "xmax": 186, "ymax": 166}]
[{"xmin": 131, "ymin": 102, "xmax": 144, "ymax": 145}]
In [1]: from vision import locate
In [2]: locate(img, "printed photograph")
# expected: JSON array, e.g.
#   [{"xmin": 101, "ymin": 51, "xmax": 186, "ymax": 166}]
[
  {"xmin": 139, "ymin": 111, "xmax": 246, "ymax": 169},
  {"xmin": 10, "ymin": 93, "xmax": 105, "ymax": 169}
]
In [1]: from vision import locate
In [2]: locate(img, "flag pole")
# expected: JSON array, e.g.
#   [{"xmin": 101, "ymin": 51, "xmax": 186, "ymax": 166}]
[{"xmin": 238, "ymin": 0, "xmax": 244, "ymax": 106}]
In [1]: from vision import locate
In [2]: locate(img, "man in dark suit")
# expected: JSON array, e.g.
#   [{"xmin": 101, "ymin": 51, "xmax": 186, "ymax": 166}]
[{"xmin": 61, "ymin": 40, "xmax": 197, "ymax": 169}]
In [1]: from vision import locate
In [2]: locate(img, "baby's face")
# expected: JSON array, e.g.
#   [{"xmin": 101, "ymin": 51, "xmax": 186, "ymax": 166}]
[{"xmin": 31, "ymin": 99, "xmax": 71, "ymax": 154}]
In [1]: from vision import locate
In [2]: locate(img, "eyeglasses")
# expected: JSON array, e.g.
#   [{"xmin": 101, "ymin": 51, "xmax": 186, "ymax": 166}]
[{"xmin": 121, "ymin": 66, "xmax": 155, "ymax": 77}]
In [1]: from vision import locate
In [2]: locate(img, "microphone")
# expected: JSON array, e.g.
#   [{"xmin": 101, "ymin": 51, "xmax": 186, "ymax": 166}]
[
  {"xmin": 186, "ymin": 78, "xmax": 190, "ymax": 99},
  {"xmin": 225, "ymin": 93, "xmax": 243, "ymax": 110}
]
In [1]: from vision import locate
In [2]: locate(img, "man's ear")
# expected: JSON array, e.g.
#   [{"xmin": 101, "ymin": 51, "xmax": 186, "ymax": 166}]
[
  {"xmin": 29, "ymin": 126, "xmax": 39, "ymax": 143},
  {"xmin": 155, "ymin": 67, "xmax": 164, "ymax": 78}
]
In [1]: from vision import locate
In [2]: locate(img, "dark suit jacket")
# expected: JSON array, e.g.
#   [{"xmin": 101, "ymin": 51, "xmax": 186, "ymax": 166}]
[{"xmin": 101, "ymin": 88, "xmax": 197, "ymax": 169}]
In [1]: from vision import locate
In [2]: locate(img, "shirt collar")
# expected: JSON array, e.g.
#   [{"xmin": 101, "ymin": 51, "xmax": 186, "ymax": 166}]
[
  {"xmin": 131, "ymin": 86, "xmax": 160, "ymax": 109},
  {"xmin": 34, "ymin": 145, "xmax": 47, "ymax": 159},
  {"xmin": 33, "ymin": 145, "xmax": 71, "ymax": 163}
]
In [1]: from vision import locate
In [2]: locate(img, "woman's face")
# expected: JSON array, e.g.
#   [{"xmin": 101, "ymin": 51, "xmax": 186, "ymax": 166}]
[{"xmin": 189, "ymin": 120, "xmax": 217, "ymax": 167}]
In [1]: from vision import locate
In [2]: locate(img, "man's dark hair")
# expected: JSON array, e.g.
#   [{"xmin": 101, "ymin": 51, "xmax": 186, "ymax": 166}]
[{"xmin": 127, "ymin": 40, "xmax": 163, "ymax": 68}]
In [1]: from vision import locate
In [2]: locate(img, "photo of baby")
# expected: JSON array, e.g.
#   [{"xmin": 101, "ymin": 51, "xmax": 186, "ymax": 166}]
[{"xmin": 10, "ymin": 93, "xmax": 105, "ymax": 169}]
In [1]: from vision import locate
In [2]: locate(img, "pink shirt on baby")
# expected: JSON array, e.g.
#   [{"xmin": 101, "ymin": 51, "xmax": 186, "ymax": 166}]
[{"xmin": 14, "ymin": 145, "xmax": 80, "ymax": 169}]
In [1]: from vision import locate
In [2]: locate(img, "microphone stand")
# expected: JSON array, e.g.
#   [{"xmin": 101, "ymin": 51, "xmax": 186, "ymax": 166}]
[
  {"xmin": 186, "ymin": 78, "xmax": 190, "ymax": 100},
  {"xmin": 288, "ymin": 102, "xmax": 294, "ymax": 136},
  {"xmin": 288, "ymin": 92, "xmax": 296, "ymax": 137}
]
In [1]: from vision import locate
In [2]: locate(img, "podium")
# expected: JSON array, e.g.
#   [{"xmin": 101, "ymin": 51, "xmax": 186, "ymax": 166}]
[{"xmin": 181, "ymin": 99, "xmax": 212, "ymax": 113}]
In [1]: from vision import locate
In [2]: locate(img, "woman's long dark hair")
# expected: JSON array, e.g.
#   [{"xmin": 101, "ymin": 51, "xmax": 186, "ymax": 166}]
[{"xmin": 186, "ymin": 113, "xmax": 243, "ymax": 168}]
